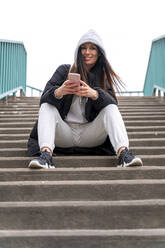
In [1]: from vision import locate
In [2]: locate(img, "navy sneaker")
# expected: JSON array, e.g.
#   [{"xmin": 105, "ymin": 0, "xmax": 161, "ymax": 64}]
[
  {"xmin": 28, "ymin": 150, "xmax": 55, "ymax": 169},
  {"xmin": 117, "ymin": 148, "xmax": 143, "ymax": 168}
]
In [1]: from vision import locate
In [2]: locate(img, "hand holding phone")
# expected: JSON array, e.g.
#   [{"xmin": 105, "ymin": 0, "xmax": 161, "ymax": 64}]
[{"xmin": 55, "ymin": 73, "xmax": 81, "ymax": 98}]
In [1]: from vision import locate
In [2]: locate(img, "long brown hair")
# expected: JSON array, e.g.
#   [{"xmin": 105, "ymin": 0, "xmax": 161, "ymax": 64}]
[{"xmin": 69, "ymin": 45, "xmax": 124, "ymax": 100}]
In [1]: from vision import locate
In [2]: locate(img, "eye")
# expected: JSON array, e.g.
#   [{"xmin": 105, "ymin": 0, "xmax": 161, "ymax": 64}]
[
  {"xmin": 81, "ymin": 46, "xmax": 86, "ymax": 50},
  {"xmin": 90, "ymin": 46, "xmax": 97, "ymax": 50}
]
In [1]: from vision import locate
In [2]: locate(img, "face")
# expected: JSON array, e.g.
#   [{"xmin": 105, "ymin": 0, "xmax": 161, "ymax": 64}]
[{"xmin": 81, "ymin": 42, "xmax": 99, "ymax": 70}]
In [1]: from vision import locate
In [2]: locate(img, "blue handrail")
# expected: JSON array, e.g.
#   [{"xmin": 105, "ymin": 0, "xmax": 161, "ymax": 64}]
[
  {"xmin": 0, "ymin": 40, "xmax": 27, "ymax": 100},
  {"xmin": 144, "ymin": 35, "xmax": 165, "ymax": 97}
]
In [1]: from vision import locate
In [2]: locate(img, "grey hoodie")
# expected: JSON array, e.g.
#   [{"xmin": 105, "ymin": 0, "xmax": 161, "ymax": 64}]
[
  {"xmin": 66, "ymin": 30, "xmax": 105, "ymax": 124},
  {"xmin": 74, "ymin": 29, "xmax": 106, "ymax": 63}
]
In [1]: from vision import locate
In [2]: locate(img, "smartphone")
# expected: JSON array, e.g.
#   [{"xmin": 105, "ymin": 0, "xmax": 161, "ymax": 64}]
[{"xmin": 68, "ymin": 73, "xmax": 80, "ymax": 82}]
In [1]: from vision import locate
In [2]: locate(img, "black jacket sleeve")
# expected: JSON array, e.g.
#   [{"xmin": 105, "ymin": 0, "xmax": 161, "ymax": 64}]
[
  {"xmin": 85, "ymin": 83, "xmax": 118, "ymax": 122},
  {"xmin": 40, "ymin": 64, "xmax": 71, "ymax": 109},
  {"xmin": 93, "ymin": 86, "xmax": 117, "ymax": 108}
]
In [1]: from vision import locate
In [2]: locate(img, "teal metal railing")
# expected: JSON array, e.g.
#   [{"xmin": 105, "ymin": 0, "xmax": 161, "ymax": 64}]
[
  {"xmin": 0, "ymin": 39, "xmax": 27, "ymax": 100},
  {"xmin": 116, "ymin": 91, "xmax": 143, "ymax": 96},
  {"xmin": 143, "ymin": 35, "xmax": 165, "ymax": 97},
  {"xmin": 26, "ymin": 85, "xmax": 43, "ymax": 96}
]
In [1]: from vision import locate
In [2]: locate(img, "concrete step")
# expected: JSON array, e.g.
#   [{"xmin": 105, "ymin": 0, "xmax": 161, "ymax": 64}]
[
  {"xmin": 0, "ymin": 229, "xmax": 165, "ymax": 248},
  {"xmin": 0, "ymin": 179, "xmax": 165, "ymax": 201},
  {"xmin": 118, "ymin": 98, "xmax": 165, "ymax": 102},
  {"xmin": 1, "ymin": 132, "xmax": 165, "ymax": 140},
  {"xmin": 0, "ymin": 102, "xmax": 39, "ymax": 106},
  {"xmin": 0, "ymin": 99, "xmax": 148, "ymax": 104},
  {"xmin": 117, "ymin": 96, "xmax": 164, "ymax": 99},
  {"xmin": 0, "ymin": 117, "xmax": 38, "ymax": 122},
  {"xmin": 0, "ymin": 109, "xmax": 164, "ymax": 116},
  {"xmin": 2, "ymin": 100, "xmax": 165, "ymax": 107},
  {"xmin": 121, "ymin": 111, "xmax": 165, "ymax": 115},
  {"xmin": 0, "ymin": 128, "xmax": 31, "ymax": 134},
  {"xmin": 0, "ymin": 148, "xmax": 28, "ymax": 157},
  {"xmin": 118, "ymin": 102, "xmax": 165, "ymax": 106},
  {"xmin": 0, "ymin": 138, "xmax": 164, "ymax": 149},
  {"xmin": 1, "ymin": 100, "xmax": 164, "ymax": 105},
  {"xmin": 130, "ymin": 146, "xmax": 165, "ymax": 155},
  {"xmin": 0, "ymin": 110, "xmax": 39, "ymax": 115},
  {"xmin": 128, "ymin": 131, "xmax": 165, "ymax": 138},
  {"xmin": 0, "ymin": 126, "xmax": 165, "ymax": 135},
  {"xmin": 1, "ymin": 120, "xmax": 165, "ymax": 128},
  {"xmin": 119, "ymin": 106, "xmax": 165, "ymax": 111},
  {"xmin": 129, "ymin": 138, "xmax": 165, "ymax": 146},
  {"xmin": 0, "ymin": 155, "xmax": 165, "ymax": 168},
  {"xmin": 0, "ymin": 156, "xmax": 117, "ymax": 168},
  {"xmin": 0, "ymin": 101, "xmax": 164, "ymax": 106},
  {"xmin": 0, "ymin": 122, "xmax": 35, "ymax": 128},
  {"xmin": 0, "ymin": 112, "xmax": 165, "ymax": 122},
  {"xmin": 0, "ymin": 114, "xmax": 38, "ymax": 118},
  {"xmin": 0, "ymin": 140, "xmax": 28, "ymax": 148},
  {"xmin": 0, "ymin": 146, "xmax": 164, "ymax": 157},
  {"xmin": 126, "ymin": 126, "xmax": 165, "ymax": 132},
  {"xmin": 0, "ymin": 200, "xmax": 165, "ymax": 229},
  {"xmin": 121, "ymin": 108, "xmax": 165, "ymax": 113},
  {"xmin": 0, "ymin": 100, "xmax": 40, "ymax": 104},
  {"xmin": 0, "ymin": 134, "xmax": 29, "ymax": 140},
  {"xmin": 0, "ymin": 106, "xmax": 39, "ymax": 111},
  {"xmin": 0, "ymin": 133, "xmax": 165, "ymax": 141},
  {"xmin": 1, "ymin": 108, "xmax": 165, "ymax": 114},
  {"xmin": 1, "ymin": 105, "xmax": 165, "ymax": 110},
  {"xmin": 0, "ymin": 108, "xmax": 39, "ymax": 112},
  {"xmin": 125, "ymin": 120, "xmax": 165, "ymax": 126},
  {"xmin": 124, "ymin": 116, "xmax": 165, "ymax": 121},
  {"xmin": 0, "ymin": 166, "xmax": 165, "ymax": 181},
  {"xmin": 118, "ymin": 99, "xmax": 165, "ymax": 103},
  {"xmin": 1, "ymin": 116, "xmax": 165, "ymax": 122},
  {"xmin": 7, "ymin": 96, "xmax": 40, "ymax": 100},
  {"xmin": 1, "ymin": 126, "xmax": 165, "ymax": 135}
]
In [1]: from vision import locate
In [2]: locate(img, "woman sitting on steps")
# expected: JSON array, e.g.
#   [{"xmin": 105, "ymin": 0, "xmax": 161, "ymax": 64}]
[{"xmin": 27, "ymin": 29, "xmax": 143, "ymax": 169}]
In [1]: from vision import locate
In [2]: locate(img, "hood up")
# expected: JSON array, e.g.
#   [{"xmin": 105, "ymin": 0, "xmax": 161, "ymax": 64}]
[{"xmin": 74, "ymin": 29, "xmax": 106, "ymax": 63}]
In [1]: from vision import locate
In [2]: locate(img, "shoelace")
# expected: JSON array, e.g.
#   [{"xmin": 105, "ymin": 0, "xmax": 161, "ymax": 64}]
[
  {"xmin": 118, "ymin": 148, "xmax": 132, "ymax": 166},
  {"xmin": 40, "ymin": 151, "xmax": 53, "ymax": 166}
]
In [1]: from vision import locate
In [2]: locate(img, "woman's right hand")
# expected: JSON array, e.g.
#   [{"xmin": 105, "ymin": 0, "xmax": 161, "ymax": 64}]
[{"xmin": 55, "ymin": 80, "xmax": 80, "ymax": 98}]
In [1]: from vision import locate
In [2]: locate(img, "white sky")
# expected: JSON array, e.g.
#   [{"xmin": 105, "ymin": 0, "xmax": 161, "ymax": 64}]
[{"xmin": 0, "ymin": 0, "xmax": 165, "ymax": 92}]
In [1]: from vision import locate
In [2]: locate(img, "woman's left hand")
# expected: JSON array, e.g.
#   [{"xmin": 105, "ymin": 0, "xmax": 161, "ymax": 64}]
[{"xmin": 75, "ymin": 81, "xmax": 98, "ymax": 100}]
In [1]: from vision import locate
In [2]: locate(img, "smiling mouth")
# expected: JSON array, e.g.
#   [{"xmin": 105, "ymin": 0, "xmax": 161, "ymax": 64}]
[{"xmin": 84, "ymin": 57, "xmax": 92, "ymax": 60}]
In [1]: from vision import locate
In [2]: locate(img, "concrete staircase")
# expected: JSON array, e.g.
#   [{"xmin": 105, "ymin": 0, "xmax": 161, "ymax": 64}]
[{"xmin": 0, "ymin": 96, "xmax": 165, "ymax": 248}]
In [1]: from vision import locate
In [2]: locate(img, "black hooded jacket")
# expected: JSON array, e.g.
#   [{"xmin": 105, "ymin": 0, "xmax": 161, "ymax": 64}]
[{"xmin": 27, "ymin": 64, "xmax": 118, "ymax": 156}]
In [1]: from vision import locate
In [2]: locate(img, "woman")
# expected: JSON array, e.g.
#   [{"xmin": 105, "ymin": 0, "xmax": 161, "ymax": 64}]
[{"xmin": 27, "ymin": 29, "xmax": 143, "ymax": 169}]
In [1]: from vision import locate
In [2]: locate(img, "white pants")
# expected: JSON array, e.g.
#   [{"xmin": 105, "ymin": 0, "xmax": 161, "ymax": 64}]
[{"xmin": 38, "ymin": 103, "xmax": 129, "ymax": 153}]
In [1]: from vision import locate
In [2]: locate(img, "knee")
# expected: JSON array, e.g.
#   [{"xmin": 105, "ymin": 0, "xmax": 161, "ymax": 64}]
[
  {"xmin": 103, "ymin": 104, "xmax": 118, "ymax": 115},
  {"xmin": 39, "ymin": 103, "xmax": 59, "ymax": 115}
]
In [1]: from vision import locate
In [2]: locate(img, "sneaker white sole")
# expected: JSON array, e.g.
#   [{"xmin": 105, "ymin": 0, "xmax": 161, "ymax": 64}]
[
  {"xmin": 118, "ymin": 157, "xmax": 143, "ymax": 168},
  {"xmin": 28, "ymin": 160, "xmax": 55, "ymax": 169}
]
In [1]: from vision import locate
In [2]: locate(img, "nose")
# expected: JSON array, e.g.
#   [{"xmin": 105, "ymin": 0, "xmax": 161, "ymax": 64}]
[{"xmin": 85, "ymin": 48, "xmax": 90, "ymax": 54}]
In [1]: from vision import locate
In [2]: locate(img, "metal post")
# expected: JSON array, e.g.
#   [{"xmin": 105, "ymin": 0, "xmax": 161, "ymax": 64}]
[
  {"xmin": 20, "ymin": 89, "xmax": 25, "ymax": 97},
  {"xmin": 152, "ymin": 88, "xmax": 156, "ymax": 96}
]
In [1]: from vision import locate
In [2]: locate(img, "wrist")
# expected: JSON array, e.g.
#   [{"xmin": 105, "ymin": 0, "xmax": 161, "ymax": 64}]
[
  {"xmin": 91, "ymin": 90, "xmax": 98, "ymax": 100},
  {"xmin": 54, "ymin": 88, "xmax": 63, "ymax": 99}
]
